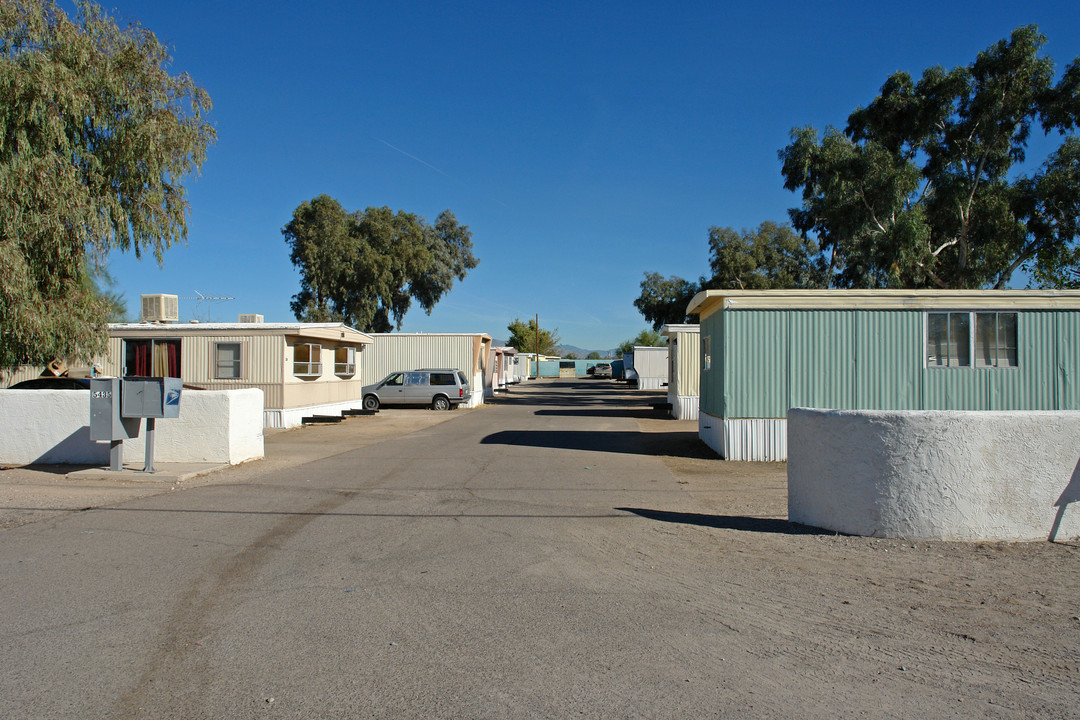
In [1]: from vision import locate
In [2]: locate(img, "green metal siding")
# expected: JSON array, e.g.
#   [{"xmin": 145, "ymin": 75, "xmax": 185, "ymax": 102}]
[
  {"xmin": 1057, "ymin": 312, "xmax": 1080, "ymax": 410},
  {"xmin": 789, "ymin": 310, "xmax": 856, "ymax": 409},
  {"xmin": 987, "ymin": 311, "xmax": 1056, "ymax": 410},
  {"xmin": 724, "ymin": 310, "xmax": 788, "ymax": 418},
  {"xmin": 855, "ymin": 311, "xmax": 923, "ymax": 409},
  {"xmin": 699, "ymin": 313, "xmax": 724, "ymax": 417},
  {"xmin": 708, "ymin": 306, "xmax": 1080, "ymax": 419}
]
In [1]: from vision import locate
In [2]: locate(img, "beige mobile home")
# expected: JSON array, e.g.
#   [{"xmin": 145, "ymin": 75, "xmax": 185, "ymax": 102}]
[
  {"xmin": 363, "ymin": 333, "xmax": 492, "ymax": 408},
  {"xmin": 660, "ymin": 324, "xmax": 700, "ymax": 420},
  {"xmin": 105, "ymin": 321, "xmax": 373, "ymax": 428}
]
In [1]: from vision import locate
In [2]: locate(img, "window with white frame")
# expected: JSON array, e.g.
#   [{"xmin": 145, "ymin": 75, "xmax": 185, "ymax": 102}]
[
  {"xmin": 334, "ymin": 346, "xmax": 356, "ymax": 376},
  {"xmin": 926, "ymin": 312, "xmax": 1018, "ymax": 368},
  {"xmin": 214, "ymin": 342, "xmax": 241, "ymax": 379},
  {"xmin": 293, "ymin": 343, "xmax": 322, "ymax": 376}
]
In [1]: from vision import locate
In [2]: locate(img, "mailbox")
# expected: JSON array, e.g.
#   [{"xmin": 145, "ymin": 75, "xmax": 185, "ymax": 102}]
[
  {"xmin": 90, "ymin": 378, "xmax": 140, "ymax": 441},
  {"xmin": 121, "ymin": 377, "xmax": 182, "ymax": 419}
]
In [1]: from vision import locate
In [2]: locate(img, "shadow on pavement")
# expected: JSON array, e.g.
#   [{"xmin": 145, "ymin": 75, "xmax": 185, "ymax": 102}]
[
  {"xmin": 617, "ymin": 507, "xmax": 835, "ymax": 536},
  {"xmin": 480, "ymin": 430, "xmax": 719, "ymax": 459}
]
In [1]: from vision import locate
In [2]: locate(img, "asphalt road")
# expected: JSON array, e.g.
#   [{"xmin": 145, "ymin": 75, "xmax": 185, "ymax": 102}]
[{"xmin": 1, "ymin": 379, "xmax": 748, "ymax": 719}]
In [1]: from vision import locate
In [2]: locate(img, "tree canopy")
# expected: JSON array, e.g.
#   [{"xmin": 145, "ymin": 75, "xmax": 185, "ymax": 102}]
[
  {"xmin": 284, "ymin": 195, "xmax": 478, "ymax": 332},
  {"xmin": 506, "ymin": 317, "xmax": 560, "ymax": 356},
  {"xmin": 634, "ymin": 222, "xmax": 826, "ymax": 330},
  {"xmin": 779, "ymin": 25, "xmax": 1080, "ymax": 289},
  {"xmin": 616, "ymin": 329, "xmax": 665, "ymax": 356},
  {"xmin": 0, "ymin": 0, "xmax": 215, "ymax": 370}
]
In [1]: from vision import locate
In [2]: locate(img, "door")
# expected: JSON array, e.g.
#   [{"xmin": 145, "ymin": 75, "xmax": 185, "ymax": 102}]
[{"xmin": 404, "ymin": 371, "xmax": 428, "ymax": 404}]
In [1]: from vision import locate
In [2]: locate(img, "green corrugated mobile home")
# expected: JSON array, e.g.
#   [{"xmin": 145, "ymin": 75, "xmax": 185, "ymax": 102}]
[{"xmin": 687, "ymin": 290, "xmax": 1080, "ymax": 461}]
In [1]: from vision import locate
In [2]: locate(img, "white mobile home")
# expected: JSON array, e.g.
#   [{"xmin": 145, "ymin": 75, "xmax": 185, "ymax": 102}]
[
  {"xmin": 363, "ymin": 333, "xmax": 492, "ymax": 408},
  {"xmin": 631, "ymin": 346, "xmax": 669, "ymax": 390},
  {"xmin": 107, "ymin": 320, "xmax": 373, "ymax": 428},
  {"xmin": 660, "ymin": 324, "xmax": 700, "ymax": 419}
]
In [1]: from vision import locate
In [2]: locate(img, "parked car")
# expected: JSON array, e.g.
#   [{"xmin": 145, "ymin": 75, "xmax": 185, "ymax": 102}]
[
  {"xmin": 6, "ymin": 377, "xmax": 92, "ymax": 390},
  {"xmin": 361, "ymin": 369, "xmax": 470, "ymax": 411},
  {"xmin": 592, "ymin": 362, "xmax": 612, "ymax": 378}
]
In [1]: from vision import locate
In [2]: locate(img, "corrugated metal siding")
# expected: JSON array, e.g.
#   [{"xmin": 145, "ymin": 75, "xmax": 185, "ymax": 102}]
[
  {"xmin": 1056, "ymin": 311, "xmax": 1080, "ymax": 410},
  {"xmin": 723, "ymin": 418, "xmax": 787, "ymax": 461},
  {"xmin": 699, "ymin": 313, "xmax": 723, "ymax": 417},
  {"xmin": 788, "ymin": 310, "xmax": 855, "ymax": 409},
  {"xmin": 677, "ymin": 330, "xmax": 700, "ymax": 398},
  {"xmin": 634, "ymin": 347, "xmax": 669, "ymax": 381},
  {"xmin": 989, "ymin": 311, "xmax": 1056, "ymax": 410},
  {"xmin": 724, "ymin": 310, "xmax": 788, "ymax": 418},
  {"xmin": 855, "ymin": 311, "xmax": 922, "ymax": 409},
  {"xmin": 362, "ymin": 336, "xmax": 473, "ymax": 385},
  {"xmin": 672, "ymin": 395, "xmax": 699, "ymax": 420}
]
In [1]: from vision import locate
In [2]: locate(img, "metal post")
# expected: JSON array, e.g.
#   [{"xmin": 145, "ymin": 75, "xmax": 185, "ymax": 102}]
[
  {"xmin": 109, "ymin": 440, "xmax": 123, "ymax": 472},
  {"xmin": 142, "ymin": 418, "xmax": 155, "ymax": 473}
]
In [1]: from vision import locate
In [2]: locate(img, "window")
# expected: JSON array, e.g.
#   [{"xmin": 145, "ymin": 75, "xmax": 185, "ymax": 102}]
[
  {"xmin": 405, "ymin": 371, "xmax": 426, "ymax": 386},
  {"xmin": 927, "ymin": 312, "xmax": 1017, "ymax": 368},
  {"xmin": 430, "ymin": 372, "xmax": 455, "ymax": 386},
  {"xmin": 702, "ymin": 335, "xmax": 711, "ymax": 371},
  {"xmin": 215, "ymin": 343, "xmax": 241, "ymax": 379},
  {"xmin": 334, "ymin": 347, "xmax": 356, "ymax": 376},
  {"xmin": 975, "ymin": 313, "xmax": 1018, "ymax": 368},
  {"xmin": 124, "ymin": 339, "xmax": 181, "ymax": 377},
  {"xmin": 383, "ymin": 373, "xmax": 403, "ymax": 387},
  {"xmin": 293, "ymin": 343, "xmax": 321, "ymax": 376}
]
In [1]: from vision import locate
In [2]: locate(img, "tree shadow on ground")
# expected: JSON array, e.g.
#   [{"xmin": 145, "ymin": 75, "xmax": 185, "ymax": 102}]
[{"xmin": 617, "ymin": 507, "xmax": 837, "ymax": 536}]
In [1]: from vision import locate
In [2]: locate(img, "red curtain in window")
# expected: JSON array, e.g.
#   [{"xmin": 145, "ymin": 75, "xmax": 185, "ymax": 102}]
[
  {"xmin": 134, "ymin": 341, "xmax": 149, "ymax": 376},
  {"xmin": 167, "ymin": 341, "xmax": 180, "ymax": 377}
]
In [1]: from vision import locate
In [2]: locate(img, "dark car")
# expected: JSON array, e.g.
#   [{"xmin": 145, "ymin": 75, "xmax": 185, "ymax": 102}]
[{"xmin": 7, "ymin": 377, "xmax": 92, "ymax": 390}]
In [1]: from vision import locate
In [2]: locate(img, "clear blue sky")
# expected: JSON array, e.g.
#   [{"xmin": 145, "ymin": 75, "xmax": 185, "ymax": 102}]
[{"xmin": 100, "ymin": 0, "xmax": 1080, "ymax": 351}]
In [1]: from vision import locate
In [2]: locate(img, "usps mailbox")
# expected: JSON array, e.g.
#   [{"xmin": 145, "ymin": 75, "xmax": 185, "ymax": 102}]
[
  {"xmin": 121, "ymin": 377, "xmax": 182, "ymax": 473},
  {"xmin": 89, "ymin": 377, "xmax": 182, "ymax": 473},
  {"xmin": 121, "ymin": 377, "xmax": 182, "ymax": 419}
]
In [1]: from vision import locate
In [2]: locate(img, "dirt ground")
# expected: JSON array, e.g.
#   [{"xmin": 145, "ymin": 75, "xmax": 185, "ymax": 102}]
[
  {"xmin": 3, "ymin": 406, "xmax": 1079, "ymax": 716},
  {"xmin": 633, "ymin": 415, "xmax": 1080, "ymax": 717}
]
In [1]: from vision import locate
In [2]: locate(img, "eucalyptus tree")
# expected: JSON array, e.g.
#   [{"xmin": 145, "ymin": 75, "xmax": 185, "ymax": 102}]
[
  {"xmin": 0, "ymin": 0, "xmax": 215, "ymax": 369},
  {"xmin": 284, "ymin": 197, "xmax": 478, "ymax": 332},
  {"xmin": 634, "ymin": 222, "xmax": 826, "ymax": 330},
  {"xmin": 780, "ymin": 25, "xmax": 1080, "ymax": 289}
]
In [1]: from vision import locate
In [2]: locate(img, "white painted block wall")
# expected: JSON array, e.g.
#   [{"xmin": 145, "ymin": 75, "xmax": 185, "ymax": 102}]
[
  {"xmin": 788, "ymin": 408, "xmax": 1080, "ymax": 541},
  {"xmin": 0, "ymin": 389, "xmax": 264, "ymax": 466}
]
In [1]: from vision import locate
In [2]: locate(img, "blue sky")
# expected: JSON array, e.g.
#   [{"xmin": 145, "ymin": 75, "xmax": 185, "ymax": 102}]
[{"xmin": 100, "ymin": 0, "xmax": 1080, "ymax": 351}]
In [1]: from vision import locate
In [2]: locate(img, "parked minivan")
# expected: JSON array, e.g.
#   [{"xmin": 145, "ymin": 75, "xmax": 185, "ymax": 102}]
[{"xmin": 361, "ymin": 369, "xmax": 470, "ymax": 411}]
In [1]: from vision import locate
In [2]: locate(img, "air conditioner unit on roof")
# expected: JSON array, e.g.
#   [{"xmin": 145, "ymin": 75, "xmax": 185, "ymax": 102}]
[
  {"xmin": 238, "ymin": 314, "xmax": 264, "ymax": 323},
  {"xmin": 141, "ymin": 294, "xmax": 179, "ymax": 323}
]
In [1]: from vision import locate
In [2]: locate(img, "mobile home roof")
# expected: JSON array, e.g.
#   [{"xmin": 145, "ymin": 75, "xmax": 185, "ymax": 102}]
[{"xmin": 687, "ymin": 289, "xmax": 1080, "ymax": 320}]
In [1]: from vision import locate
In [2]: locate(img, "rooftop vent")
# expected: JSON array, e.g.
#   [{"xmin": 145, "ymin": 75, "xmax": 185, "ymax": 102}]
[
  {"xmin": 141, "ymin": 294, "xmax": 179, "ymax": 323},
  {"xmin": 238, "ymin": 314, "xmax": 264, "ymax": 323}
]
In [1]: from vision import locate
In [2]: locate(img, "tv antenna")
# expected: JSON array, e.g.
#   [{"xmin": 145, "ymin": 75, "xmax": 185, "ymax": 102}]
[{"xmin": 179, "ymin": 291, "xmax": 234, "ymax": 322}]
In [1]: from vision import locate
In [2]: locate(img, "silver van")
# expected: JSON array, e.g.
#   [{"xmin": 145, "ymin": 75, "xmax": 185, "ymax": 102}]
[{"xmin": 361, "ymin": 369, "xmax": 470, "ymax": 411}]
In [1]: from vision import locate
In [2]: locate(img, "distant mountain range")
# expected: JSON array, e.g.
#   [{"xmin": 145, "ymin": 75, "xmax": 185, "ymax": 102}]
[{"xmin": 492, "ymin": 340, "xmax": 618, "ymax": 358}]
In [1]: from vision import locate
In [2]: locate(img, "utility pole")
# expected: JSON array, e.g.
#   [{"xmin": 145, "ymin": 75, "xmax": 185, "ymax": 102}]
[{"xmin": 535, "ymin": 313, "xmax": 540, "ymax": 380}]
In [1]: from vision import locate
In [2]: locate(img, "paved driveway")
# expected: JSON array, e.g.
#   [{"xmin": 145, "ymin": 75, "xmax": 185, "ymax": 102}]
[{"xmin": 1, "ymin": 379, "xmax": 1077, "ymax": 719}]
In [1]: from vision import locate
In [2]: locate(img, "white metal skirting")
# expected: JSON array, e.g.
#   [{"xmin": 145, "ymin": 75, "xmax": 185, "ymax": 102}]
[
  {"xmin": 637, "ymin": 377, "xmax": 666, "ymax": 390},
  {"xmin": 698, "ymin": 413, "xmax": 787, "ymax": 461},
  {"xmin": 671, "ymin": 395, "xmax": 699, "ymax": 420},
  {"xmin": 263, "ymin": 399, "xmax": 367, "ymax": 429}
]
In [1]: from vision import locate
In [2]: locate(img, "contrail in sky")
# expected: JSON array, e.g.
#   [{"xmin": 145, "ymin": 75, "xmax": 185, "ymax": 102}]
[{"xmin": 376, "ymin": 138, "xmax": 452, "ymax": 178}]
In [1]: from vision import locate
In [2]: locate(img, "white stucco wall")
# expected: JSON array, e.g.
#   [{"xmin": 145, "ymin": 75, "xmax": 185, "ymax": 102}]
[
  {"xmin": 788, "ymin": 408, "xmax": 1080, "ymax": 541},
  {"xmin": 0, "ymin": 389, "xmax": 263, "ymax": 466}
]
